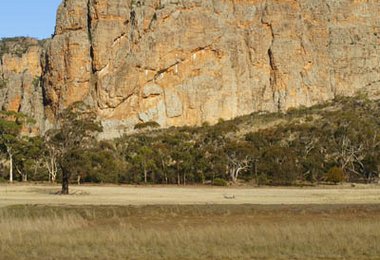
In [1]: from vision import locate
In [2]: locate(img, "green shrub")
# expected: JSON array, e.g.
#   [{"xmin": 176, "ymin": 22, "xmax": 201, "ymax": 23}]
[
  {"xmin": 134, "ymin": 121, "xmax": 160, "ymax": 130},
  {"xmin": 0, "ymin": 79, "xmax": 7, "ymax": 89},
  {"xmin": 256, "ymin": 174, "xmax": 269, "ymax": 186},
  {"xmin": 0, "ymin": 44, "xmax": 9, "ymax": 58},
  {"xmin": 305, "ymin": 115, "xmax": 314, "ymax": 122},
  {"xmin": 32, "ymin": 77, "xmax": 40, "ymax": 88},
  {"xmin": 202, "ymin": 121, "xmax": 210, "ymax": 127},
  {"xmin": 213, "ymin": 178, "xmax": 228, "ymax": 186},
  {"xmin": 326, "ymin": 167, "xmax": 345, "ymax": 184}
]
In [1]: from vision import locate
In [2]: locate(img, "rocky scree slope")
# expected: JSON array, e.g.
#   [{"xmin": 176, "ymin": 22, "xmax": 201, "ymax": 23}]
[{"xmin": 1, "ymin": 0, "xmax": 379, "ymax": 138}]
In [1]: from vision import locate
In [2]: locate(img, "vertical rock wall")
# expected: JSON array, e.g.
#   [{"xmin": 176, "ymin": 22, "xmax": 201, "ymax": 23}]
[
  {"xmin": 0, "ymin": 38, "xmax": 45, "ymax": 135},
  {"xmin": 1, "ymin": 0, "xmax": 380, "ymax": 138}
]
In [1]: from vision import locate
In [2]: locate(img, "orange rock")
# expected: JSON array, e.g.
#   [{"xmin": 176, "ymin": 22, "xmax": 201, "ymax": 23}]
[{"xmin": 1, "ymin": 0, "xmax": 379, "ymax": 138}]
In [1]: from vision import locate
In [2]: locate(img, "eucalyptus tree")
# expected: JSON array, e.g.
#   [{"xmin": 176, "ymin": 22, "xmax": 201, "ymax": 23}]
[
  {"xmin": 46, "ymin": 102, "xmax": 102, "ymax": 194},
  {"xmin": 0, "ymin": 111, "xmax": 26, "ymax": 182}
]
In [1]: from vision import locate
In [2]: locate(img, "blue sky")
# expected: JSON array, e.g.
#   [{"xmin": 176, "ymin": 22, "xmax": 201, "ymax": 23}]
[{"xmin": 0, "ymin": 0, "xmax": 62, "ymax": 39}]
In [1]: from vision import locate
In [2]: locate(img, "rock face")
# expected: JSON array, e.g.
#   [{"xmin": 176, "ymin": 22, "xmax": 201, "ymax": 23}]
[
  {"xmin": 0, "ymin": 38, "xmax": 46, "ymax": 135},
  {"xmin": 2, "ymin": 0, "xmax": 380, "ymax": 138}
]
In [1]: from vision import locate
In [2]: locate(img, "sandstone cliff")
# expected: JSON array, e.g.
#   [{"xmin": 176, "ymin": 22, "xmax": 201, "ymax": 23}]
[
  {"xmin": 1, "ymin": 0, "xmax": 380, "ymax": 138},
  {"xmin": 0, "ymin": 38, "xmax": 46, "ymax": 134}
]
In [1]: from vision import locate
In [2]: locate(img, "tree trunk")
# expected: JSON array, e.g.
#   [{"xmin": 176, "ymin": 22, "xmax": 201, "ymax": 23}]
[
  {"xmin": 161, "ymin": 159, "xmax": 168, "ymax": 184},
  {"xmin": 144, "ymin": 168, "xmax": 147, "ymax": 184},
  {"xmin": 47, "ymin": 157, "xmax": 58, "ymax": 183},
  {"xmin": 151, "ymin": 171, "xmax": 155, "ymax": 184},
  {"xmin": 235, "ymin": 167, "xmax": 244, "ymax": 183},
  {"xmin": 51, "ymin": 162, "xmax": 57, "ymax": 183},
  {"xmin": 9, "ymin": 153, "xmax": 13, "ymax": 183},
  {"xmin": 254, "ymin": 161, "xmax": 259, "ymax": 185},
  {"xmin": 177, "ymin": 164, "xmax": 180, "ymax": 185},
  {"xmin": 230, "ymin": 166, "xmax": 237, "ymax": 183},
  {"xmin": 34, "ymin": 164, "xmax": 38, "ymax": 181},
  {"xmin": 61, "ymin": 168, "xmax": 69, "ymax": 195}
]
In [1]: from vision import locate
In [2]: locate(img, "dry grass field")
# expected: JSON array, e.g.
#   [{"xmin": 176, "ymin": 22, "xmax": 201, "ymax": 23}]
[
  {"xmin": 1, "ymin": 184, "xmax": 380, "ymax": 206},
  {"xmin": 0, "ymin": 184, "xmax": 380, "ymax": 259}
]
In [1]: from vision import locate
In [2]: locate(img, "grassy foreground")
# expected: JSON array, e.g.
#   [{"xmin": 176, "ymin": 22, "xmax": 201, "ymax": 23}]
[{"xmin": 1, "ymin": 204, "xmax": 380, "ymax": 259}]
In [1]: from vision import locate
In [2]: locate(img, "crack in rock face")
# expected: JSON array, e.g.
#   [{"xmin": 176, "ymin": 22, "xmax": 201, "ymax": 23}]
[{"xmin": 1, "ymin": 0, "xmax": 380, "ymax": 139}]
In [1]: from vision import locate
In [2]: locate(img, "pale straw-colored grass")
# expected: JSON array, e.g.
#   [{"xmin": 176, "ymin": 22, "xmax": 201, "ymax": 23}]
[
  {"xmin": 0, "ymin": 205, "xmax": 379, "ymax": 259},
  {"xmin": 1, "ymin": 184, "xmax": 380, "ymax": 206}
]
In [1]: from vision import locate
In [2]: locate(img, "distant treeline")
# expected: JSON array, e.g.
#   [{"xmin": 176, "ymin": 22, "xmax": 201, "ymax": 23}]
[{"xmin": 1, "ymin": 96, "xmax": 379, "ymax": 186}]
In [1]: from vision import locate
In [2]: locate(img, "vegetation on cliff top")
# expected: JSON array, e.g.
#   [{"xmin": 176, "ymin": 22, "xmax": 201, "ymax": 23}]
[{"xmin": 0, "ymin": 37, "xmax": 45, "ymax": 58}]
